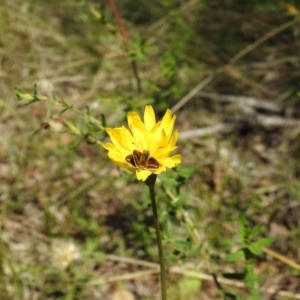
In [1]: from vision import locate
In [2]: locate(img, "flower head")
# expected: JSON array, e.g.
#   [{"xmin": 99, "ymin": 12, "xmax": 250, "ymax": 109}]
[
  {"xmin": 103, "ymin": 105, "xmax": 181, "ymax": 181},
  {"xmin": 50, "ymin": 239, "xmax": 81, "ymax": 270}
]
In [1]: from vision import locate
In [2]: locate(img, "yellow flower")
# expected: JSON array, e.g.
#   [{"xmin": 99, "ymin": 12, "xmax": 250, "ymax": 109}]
[{"xmin": 103, "ymin": 105, "xmax": 181, "ymax": 181}]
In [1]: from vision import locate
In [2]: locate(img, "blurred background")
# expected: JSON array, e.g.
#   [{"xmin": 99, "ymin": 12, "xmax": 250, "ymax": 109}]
[{"xmin": 1, "ymin": 0, "xmax": 300, "ymax": 299}]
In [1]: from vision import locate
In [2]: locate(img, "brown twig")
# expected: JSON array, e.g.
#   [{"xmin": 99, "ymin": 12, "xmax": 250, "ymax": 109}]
[
  {"xmin": 107, "ymin": 0, "xmax": 128, "ymax": 47},
  {"xmin": 107, "ymin": 0, "xmax": 142, "ymax": 93},
  {"xmin": 263, "ymin": 247, "xmax": 300, "ymax": 271}
]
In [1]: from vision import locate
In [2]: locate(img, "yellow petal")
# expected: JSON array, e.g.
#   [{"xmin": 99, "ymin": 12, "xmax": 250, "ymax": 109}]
[
  {"xmin": 169, "ymin": 130, "xmax": 179, "ymax": 148},
  {"xmin": 165, "ymin": 114, "xmax": 176, "ymax": 136},
  {"xmin": 102, "ymin": 142, "xmax": 114, "ymax": 150},
  {"xmin": 136, "ymin": 170, "xmax": 152, "ymax": 181},
  {"xmin": 107, "ymin": 147, "xmax": 124, "ymax": 162},
  {"xmin": 170, "ymin": 154, "xmax": 181, "ymax": 164},
  {"xmin": 153, "ymin": 165, "xmax": 166, "ymax": 174},
  {"xmin": 106, "ymin": 128, "xmax": 125, "ymax": 149},
  {"xmin": 160, "ymin": 109, "xmax": 172, "ymax": 131},
  {"xmin": 161, "ymin": 157, "xmax": 176, "ymax": 168},
  {"xmin": 144, "ymin": 105, "xmax": 156, "ymax": 131},
  {"xmin": 120, "ymin": 126, "xmax": 136, "ymax": 151}
]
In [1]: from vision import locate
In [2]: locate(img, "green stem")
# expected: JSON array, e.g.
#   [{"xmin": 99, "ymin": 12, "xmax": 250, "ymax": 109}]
[{"xmin": 146, "ymin": 174, "xmax": 167, "ymax": 300}]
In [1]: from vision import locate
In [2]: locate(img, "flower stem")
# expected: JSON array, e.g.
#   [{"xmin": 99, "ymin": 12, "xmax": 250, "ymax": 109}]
[{"xmin": 146, "ymin": 174, "xmax": 167, "ymax": 300}]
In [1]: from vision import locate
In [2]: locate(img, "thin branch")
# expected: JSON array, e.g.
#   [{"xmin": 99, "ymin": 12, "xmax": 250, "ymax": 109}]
[
  {"xmin": 107, "ymin": 0, "xmax": 128, "ymax": 47},
  {"xmin": 107, "ymin": 0, "xmax": 142, "ymax": 93}
]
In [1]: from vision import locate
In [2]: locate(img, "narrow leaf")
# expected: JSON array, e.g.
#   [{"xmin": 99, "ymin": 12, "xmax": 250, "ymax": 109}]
[{"xmin": 226, "ymin": 250, "xmax": 244, "ymax": 262}]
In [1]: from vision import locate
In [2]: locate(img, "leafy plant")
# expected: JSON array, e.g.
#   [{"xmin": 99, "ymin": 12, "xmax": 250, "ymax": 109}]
[{"xmin": 225, "ymin": 215, "xmax": 277, "ymax": 299}]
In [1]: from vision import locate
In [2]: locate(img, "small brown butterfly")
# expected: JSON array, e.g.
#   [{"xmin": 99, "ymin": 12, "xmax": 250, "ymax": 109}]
[{"xmin": 126, "ymin": 150, "xmax": 160, "ymax": 170}]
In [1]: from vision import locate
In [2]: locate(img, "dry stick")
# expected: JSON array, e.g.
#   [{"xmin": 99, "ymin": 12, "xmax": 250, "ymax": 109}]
[
  {"xmin": 263, "ymin": 247, "xmax": 300, "ymax": 271},
  {"xmin": 171, "ymin": 15, "xmax": 300, "ymax": 113},
  {"xmin": 107, "ymin": 0, "xmax": 142, "ymax": 93}
]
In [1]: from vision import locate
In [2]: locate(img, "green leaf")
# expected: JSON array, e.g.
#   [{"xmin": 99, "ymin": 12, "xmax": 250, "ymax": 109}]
[
  {"xmin": 178, "ymin": 277, "xmax": 200, "ymax": 297},
  {"xmin": 59, "ymin": 107, "xmax": 71, "ymax": 115},
  {"xmin": 249, "ymin": 224, "xmax": 263, "ymax": 239},
  {"xmin": 161, "ymin": 177, "xmax": 178, "ymax": 187},
  {"xmin": 248, "ymin": 243, "xmax": 262, "ymax": 256},
  {"xmin": 148, "ymin": 227, "xmax": 155, "ymax": 234},
  {"xmin": 226, "ymin": 250, "xmax": 245, "ymax": 262},
  {"xmin": 238, "ymin": 215, "xmax": 248, "ymax": 240},
  {"xmin": 178, "ymin": 166, "xmax": 197, "ymax": 179},
  {"xmin": 14, "ymin": 87, "xmax": 30, "ymax": 100},
  {"xmin": 251, "ymin": 237, "xmax": 277, "ymax": 249},
  {"xmin": 85, "ymin": 105, "xmax": 92, "ymax": 115},
  {"xmin": 173, "ymin": 239, "xmax": 190, "ymax": 248},
  {"xmin": 190, "ymin": 244, "xmax": 202, "ymax": 256},
  {"xmin": 68, "ymin": 139, "xmax": 83, "ymax": 150},
  {"xmin": 171, "ymin": 196, "xmax": 185, "ymax": 208}
]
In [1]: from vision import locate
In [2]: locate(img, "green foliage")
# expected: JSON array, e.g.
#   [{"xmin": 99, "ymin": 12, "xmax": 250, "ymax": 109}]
[
  {"xmin": 15, "ymin": 86, "xmax": 106, "ymax": 147},
  {"xmin": 178, "ymin": 277, "xmax": 201, "ymax": 298},
  {"xmin": 225, "ymin": 216, "xmax": 276, "ymax": 299}
]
